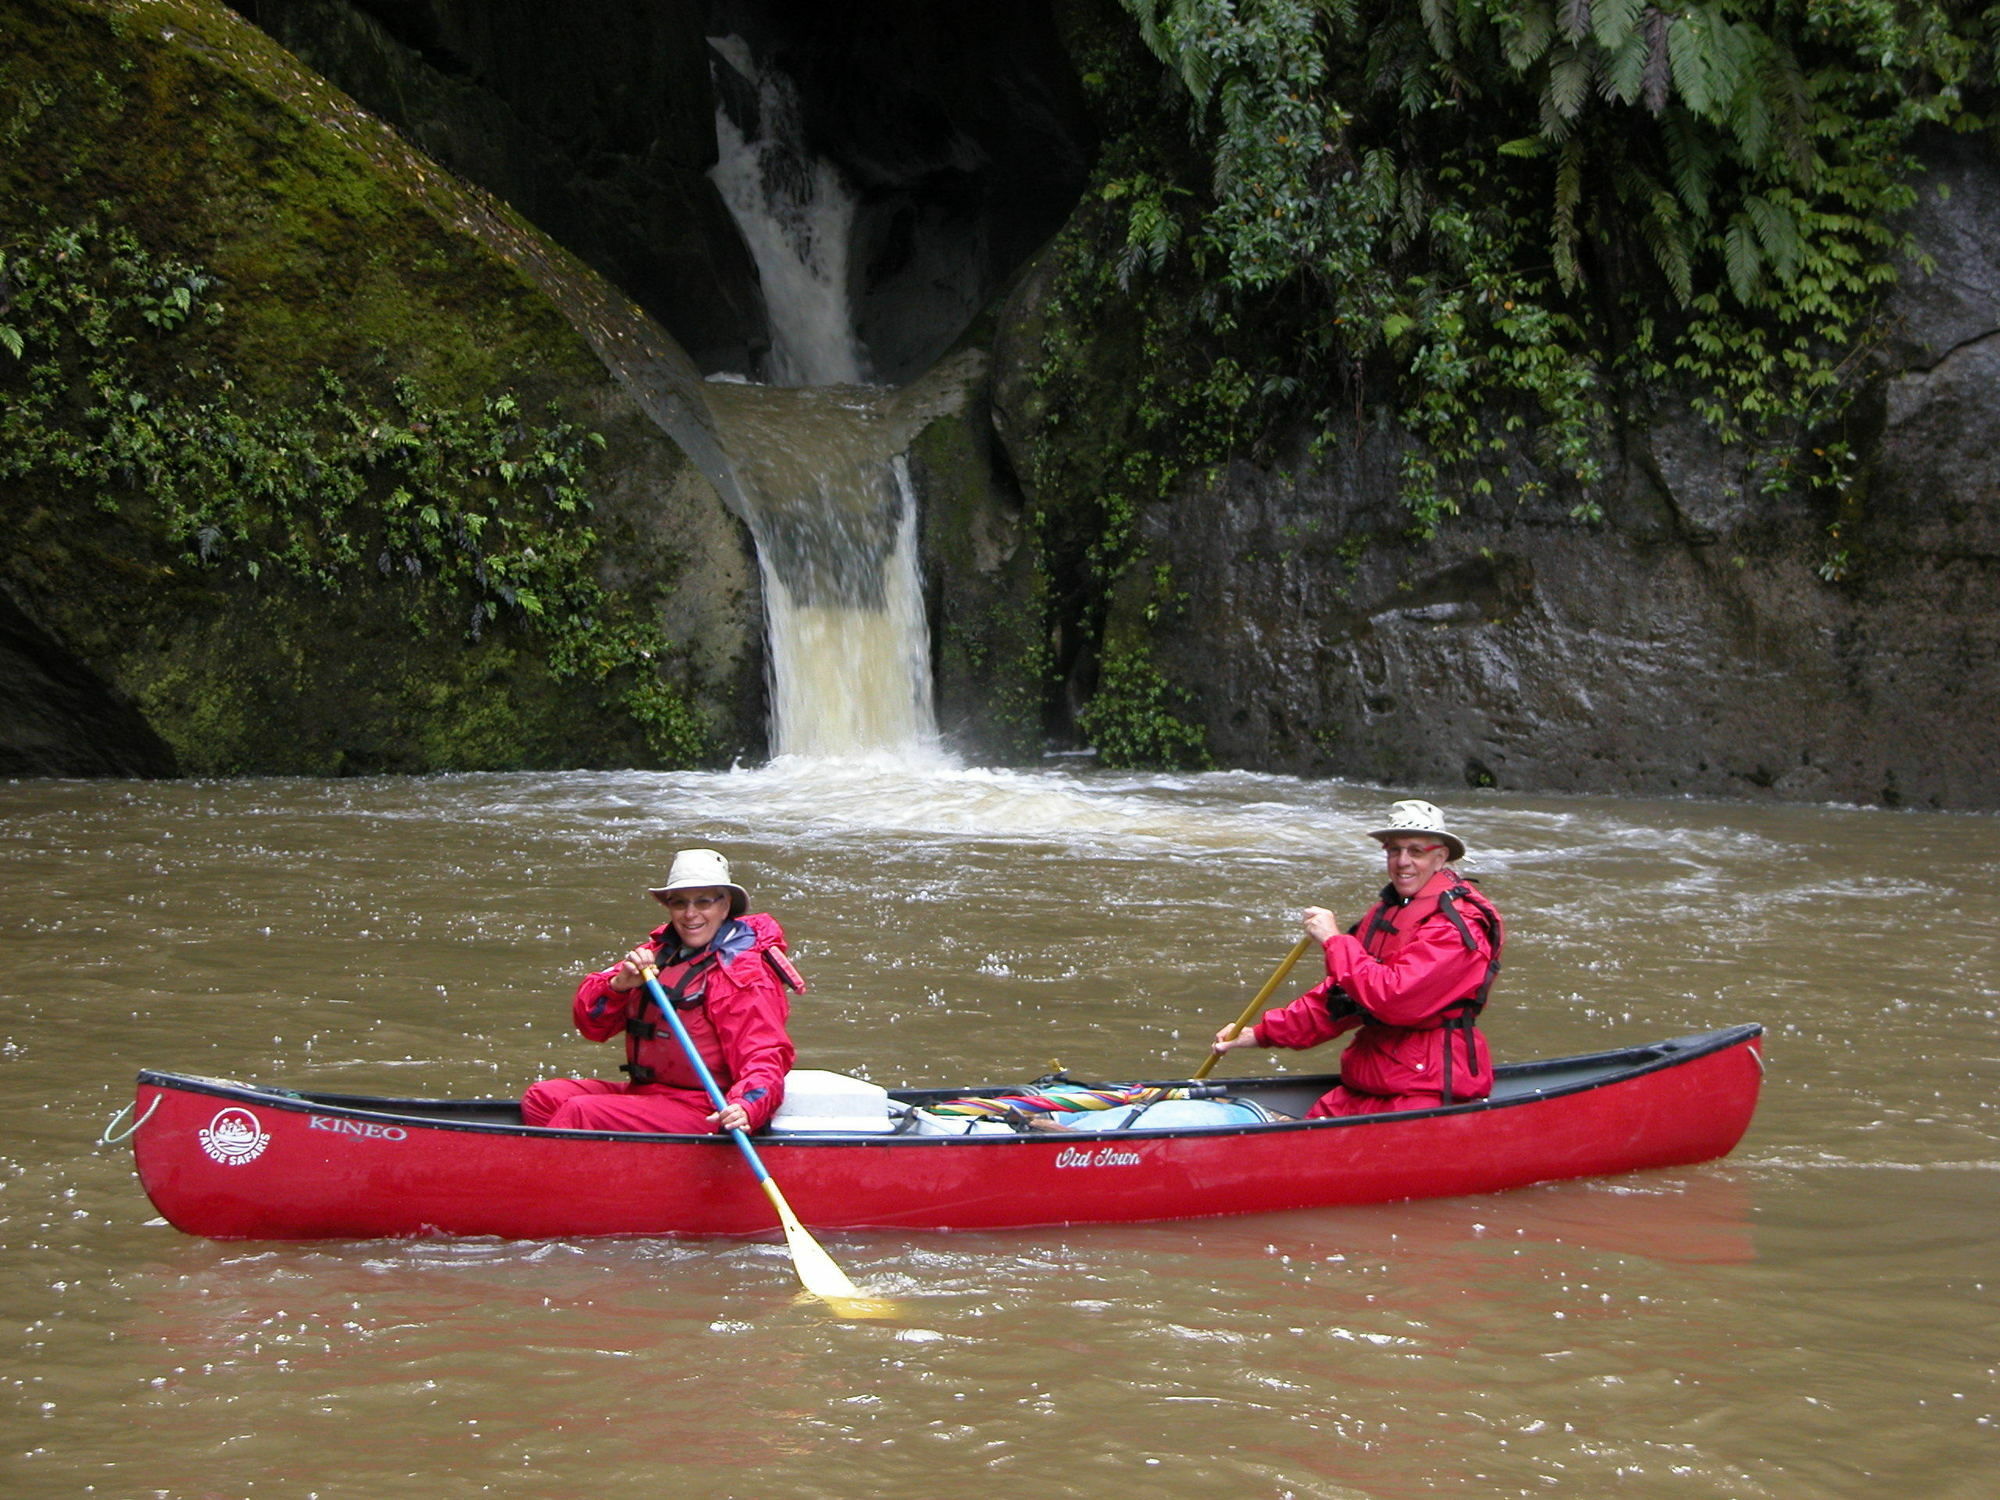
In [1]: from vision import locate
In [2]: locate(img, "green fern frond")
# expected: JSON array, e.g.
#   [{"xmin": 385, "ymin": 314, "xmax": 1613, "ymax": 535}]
[
  {"xmin": 1501, "ymin": 0, "xmax": 1557, "ymax": 71},
  {"xmin": 1418, "ymin": 0, "xmax": 1458, "ymax": 59},
  {"xmin": 1126, "ymin": 0, "xmax": 1174, "ymax": 69},
  {"xmin": 1552, "ymin": 137, "xmax": 1587, "ymax": 292},
  {"xmin": 1666, "ymin": 11, "xmax": 1715, "ymax": 116},
  {"xmin": 1760, "ymin": 39, "xmax": 1817, "ymax": 185},
  {"xmin": 1727, "ymin": 62, "xmax": 1774, "ymax": 166},
  {"xmin": 1590, "ymin": 0, "xmax": 1644, "ymax": 51},
  {"xmin": 1600, "ymin": 23, "xmax": 1650, "ymax": 104},
  {"xmin": 1723, "ymin": 215, "xmax": 1763, "ymax": 304},
  {"xmin": 1744, "ymin": 193, "xmax": 1802, "ymax": 282},
  {"xmin": 1637, "ymin": 189, "xmax": 1694, "ymax": 303},
  {"xmin": 1705, "ymin": 13, "xmax": 1755, "ymax": 116},
  {"xmin": 1544, "ymin": 44, "xmax": 1595, "ymax": 126},
  {"xmin": 1394, "ymin": 160, "xmax": 1431, "ymax": 255},
  {"xmin": 1310, "ymin": 0, "xmax": 1363, "ymax": 35},
  {"xmin": 1661, "ymin": 109, "xmax": 1717, "ymax": 222}
]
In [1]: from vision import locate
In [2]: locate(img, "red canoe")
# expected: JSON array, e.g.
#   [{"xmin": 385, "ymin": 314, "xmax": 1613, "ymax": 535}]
[{"xmin": 125, "ymin": 1025, "xmax": 1763, "ymax": 1240}]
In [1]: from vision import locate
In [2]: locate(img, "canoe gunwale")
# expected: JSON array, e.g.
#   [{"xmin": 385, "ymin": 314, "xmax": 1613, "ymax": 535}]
[{"xmin": 134, "ymin": 1023, "xmax": 1762, "ymax": 1147}]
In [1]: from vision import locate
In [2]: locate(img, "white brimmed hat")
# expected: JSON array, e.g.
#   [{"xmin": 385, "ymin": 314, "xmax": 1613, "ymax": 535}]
[
  {"xmin": 1368, "ymin": 799, "xmax": 1465, "ymax": 862},
  {"xmin": 647, "ymin": 848, "xmax": 749, "ymax": 916}
]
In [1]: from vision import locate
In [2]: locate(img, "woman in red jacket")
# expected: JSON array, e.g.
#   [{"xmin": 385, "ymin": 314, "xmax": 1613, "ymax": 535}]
[
  {"xmin": 1212, "ymin": 800, "xmax": 1503, "ymax": 1117},
  {"xmin": 522, "ymin": 848, "xmax": 802, "ymax": 1133}
]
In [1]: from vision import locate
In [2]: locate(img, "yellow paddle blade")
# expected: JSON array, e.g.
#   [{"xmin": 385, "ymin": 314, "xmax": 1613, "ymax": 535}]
[{"xmin": 760, "ymin": 1180, "xmax": 901, "ymax": 1320}]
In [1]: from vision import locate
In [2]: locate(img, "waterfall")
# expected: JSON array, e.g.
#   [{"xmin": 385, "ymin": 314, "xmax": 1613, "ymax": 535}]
[
  {"xmin": 705, "ymin": 35, "xmax": 940, "ymax": 761},
  {"xmin": 707, "ymin": 35, "xmax": 866, "ymax": 389}
]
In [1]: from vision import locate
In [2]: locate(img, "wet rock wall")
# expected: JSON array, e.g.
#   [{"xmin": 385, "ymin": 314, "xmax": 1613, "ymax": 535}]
[{"xmin": 1013, "ymin": 137, "xmax": 2000, "ymax": 810}]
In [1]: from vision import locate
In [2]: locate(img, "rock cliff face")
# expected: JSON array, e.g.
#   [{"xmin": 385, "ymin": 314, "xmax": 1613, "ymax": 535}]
[
  {"xmin": 991, "ymin": 138, "xmax": 2000, "ymax": 810},
  {"xmin": 8, "ymin": 0, "xmax": 1995, "ymax": 806},
  {"xmin": 1, "ymin": 0, "xmax": 764, "ymax": 775},
  {"xmin": 0, "ymin": 593, "xmax": 177, "ymax": 778},
  {"xmin": 240, "ymin": 0, "xmax": 1092, "ymax": 383},
  {"xmin": 205, "ymin": 0, "xmax": 1087, "ymax": 765}
]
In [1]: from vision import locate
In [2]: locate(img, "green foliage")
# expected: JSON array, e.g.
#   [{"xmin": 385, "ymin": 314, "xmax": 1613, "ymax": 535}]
[
  {"xmin": 1018, "ymin": 149, "xmax": 1265, "ymax": 740},
  {"xmin": 1017, "ymin": 0, "xmax": 1990, "ymax": 753},
  {"xmin": 1110, "ymin": 0, "xmax": 1995, "ymax": 526},
  {"xmin": 0, "ymin": 218, "xmax": 706, "ymax": 764},
  {"xmin": 1075, "ymin": 643, "xmax": 1213, "ymax": 770}
]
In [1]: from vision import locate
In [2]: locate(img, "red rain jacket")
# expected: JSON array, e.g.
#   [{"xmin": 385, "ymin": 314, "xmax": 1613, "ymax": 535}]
[
  {"xmin": 572, "ymin": 912, "xmax": 797, "ymax": 1131},
  {"xmin": 1255, "ymin": 869, "xmax": 1500, "ymax": 1107}
]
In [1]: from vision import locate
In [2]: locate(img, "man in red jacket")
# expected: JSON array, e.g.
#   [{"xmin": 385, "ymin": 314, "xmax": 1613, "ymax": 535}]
[
  {"xmin": 522, "ymin": 848, "xmax": 801, "ymax": 1133},
  {"xmin": 1212, "ymin": 800, "xmax": 1503, "ymax": 1116}
]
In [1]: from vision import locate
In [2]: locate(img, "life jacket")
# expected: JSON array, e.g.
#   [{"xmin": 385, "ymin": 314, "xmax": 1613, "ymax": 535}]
[
  {"xmin": 619, "ymin": 949, "xmax": 717, "ymax": 1085},
  {"xmin": 1348, "ymin": 871, "xmax": 1504, "ymax": 1105},
  {"xmin": 618, "ymin": 919, "xmax": 807, "ymax": 1086}
]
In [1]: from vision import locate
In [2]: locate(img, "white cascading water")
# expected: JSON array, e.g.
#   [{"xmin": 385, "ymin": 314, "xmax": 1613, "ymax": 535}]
[
  {"xmin": 706, "ymin": 37, "xmax": 941, "ymax": 761},
  {"xmin": 707, "ymin": 35, "xmax": 866, "ymax": 389}
]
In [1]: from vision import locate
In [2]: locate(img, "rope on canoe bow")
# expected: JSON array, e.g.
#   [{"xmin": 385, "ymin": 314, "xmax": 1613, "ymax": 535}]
[{"xmin": 98, "ymin": 1095, "xmax": 160, "ymax": 1146}]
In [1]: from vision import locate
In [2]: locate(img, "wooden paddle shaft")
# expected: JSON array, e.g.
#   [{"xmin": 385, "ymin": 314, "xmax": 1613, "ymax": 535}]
[{"xmin": 1192, "ymin": 933, "xmax": 1314, "ymax": 1080}]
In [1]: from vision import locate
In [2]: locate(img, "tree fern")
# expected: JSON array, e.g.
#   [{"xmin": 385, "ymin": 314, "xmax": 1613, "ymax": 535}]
[
  {"xmin": 1722, "ymin": 215, "xmax": 1764, "ymax": 303},
  {"xmin": 1589, "ymin": 0, "xmax": 1645, "ymax": 52},
  {"xmin": 1543, "ymin": 42, "xmax": 1597, "ymax": 131},
  {"xmin": 1552, "ymin": 136, "xmax": 1587, "ymax": 290},
  {"xmin": 1744, "ymin": 193, "xmax": 1802, "ymax": 282}
]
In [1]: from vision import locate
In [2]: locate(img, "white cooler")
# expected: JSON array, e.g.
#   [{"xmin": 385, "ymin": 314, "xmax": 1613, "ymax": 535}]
[{"xmin": 766, "ymin": 1069, "xmax": 900, "ymax": 1134}]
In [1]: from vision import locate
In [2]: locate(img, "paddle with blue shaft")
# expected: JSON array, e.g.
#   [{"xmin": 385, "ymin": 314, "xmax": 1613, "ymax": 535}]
[
  {"xmin": 1191, "ymin": 934, "xmax": 1313, "ymax": 1081},
  {"xmin": 640, "ymin": 967, "xmax": 897, "ymax": 1318}
]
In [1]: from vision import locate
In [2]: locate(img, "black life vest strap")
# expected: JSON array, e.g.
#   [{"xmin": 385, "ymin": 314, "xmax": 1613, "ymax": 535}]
[
  {"xmin": 1365, "ymin": 884, "xmax": 1404, "ymax": 946},
  {"xmin": 1433, "ymin": 884, "xmax": 1502, "ymax": 1105},
  {"xmin": 1437, "ymin": 884, "xmax": 1503, "ymax": 1020},
  {"xmin": 621, "ymin": 953, "xmax": 719, "ymax": 1083},
  {"xmin": 1438, "ymin": 1012, "xmax": 1481, "ymax": 1106},
  {"xmin": 1436, "ymin": 887, "xmax": 1480, "ymax": 951}
]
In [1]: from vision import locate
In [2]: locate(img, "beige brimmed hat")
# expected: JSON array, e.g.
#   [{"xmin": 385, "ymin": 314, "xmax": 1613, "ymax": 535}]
[
  {"xmin": 648, "ymin": 848, "xmax": 749, "ymax": 916},
  {"xmin": 1369, "ymin": 799, "xmax": 1465, "ymax": 862}
]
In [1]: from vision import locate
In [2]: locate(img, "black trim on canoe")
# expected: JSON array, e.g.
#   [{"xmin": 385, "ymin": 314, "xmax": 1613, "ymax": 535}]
[{"xmin": 135, "ymin": 1024, "xmax": 1762, "ymax": 1146}]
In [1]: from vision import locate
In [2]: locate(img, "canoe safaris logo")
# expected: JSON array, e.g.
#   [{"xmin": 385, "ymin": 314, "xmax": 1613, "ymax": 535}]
[{"xmin": 198, "ymin": 1107, "xmax": 270, "ymax": 1166}]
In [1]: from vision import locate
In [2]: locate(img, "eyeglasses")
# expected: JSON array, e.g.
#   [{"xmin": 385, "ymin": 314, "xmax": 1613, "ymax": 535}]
[
  {"xmin": 1380, "ymin": 841, "xmax": 1444, "ymax": 858},
  {"xmin": 663, "ymin": 893, "xmax": 728, "ymax": 912}
]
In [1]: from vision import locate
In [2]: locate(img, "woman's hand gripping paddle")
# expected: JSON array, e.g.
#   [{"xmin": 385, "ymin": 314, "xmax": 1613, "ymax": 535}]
[
  {"xmin": 1192, "ymin": 934, "xmax": 1313, "ymax": 1081},
  {"xmin": 641, "ymin": 967, "xmax": 897, "ymax": 1319}
]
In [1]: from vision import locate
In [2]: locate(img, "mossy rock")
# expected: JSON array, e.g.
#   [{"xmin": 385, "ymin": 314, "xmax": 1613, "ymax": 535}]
[{"xmin": 0, "ymin": 0, "xmax": 756, "ymax": 775}]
